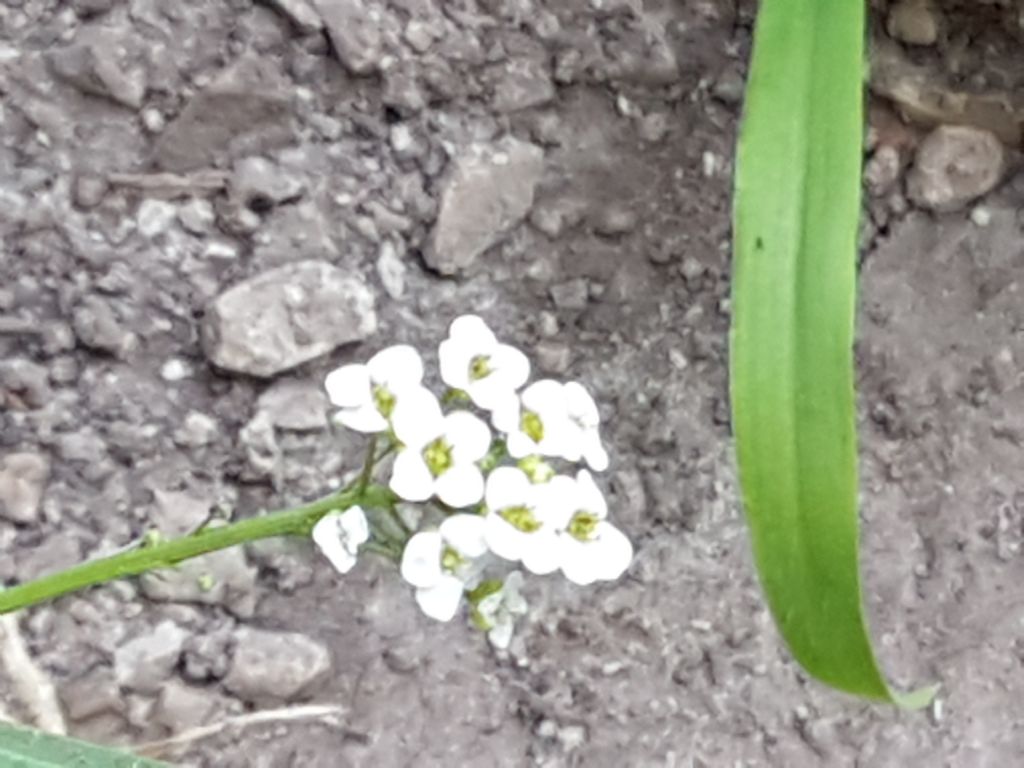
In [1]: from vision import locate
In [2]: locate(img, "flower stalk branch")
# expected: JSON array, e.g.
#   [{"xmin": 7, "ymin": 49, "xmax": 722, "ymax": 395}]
[{"xmin": 0, "ymin": 484, "xmax": 394, "ymax": 616}]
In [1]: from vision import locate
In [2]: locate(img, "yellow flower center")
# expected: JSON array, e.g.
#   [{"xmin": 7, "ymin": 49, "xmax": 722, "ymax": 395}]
[
  {"xmin": 520, "ymin": 409, "xmax": 544, "ymax": 443},
  {"xmin": 518, "ymin": 455, "xmax": 554, "ymax": 483},
  {"xmin": 469, "ymin": 354, "xmax": 492, "ymax": 381},
  {"xmin": 441, "ymin": 545, "xmax": 464, "ymax": 573},
  {"xmin": 373, "ymin": 384, "xmax": 396, "ymax": 418},
  {"xmin": 422, "ymin": 437, "xmax": 454, "ymax": 477},
  {"xmin": 568, "ymin": 511, "xmax": 599, "ymax": 541},
  {"xmin": 499, "ymin": 505, "xmax": 541, "ymax": 533}
]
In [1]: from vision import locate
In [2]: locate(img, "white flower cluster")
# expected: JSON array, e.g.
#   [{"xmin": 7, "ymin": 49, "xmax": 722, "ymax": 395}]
[{"xmin": 313, "ymin": 316, "xmax": 633, "ymax": 636}]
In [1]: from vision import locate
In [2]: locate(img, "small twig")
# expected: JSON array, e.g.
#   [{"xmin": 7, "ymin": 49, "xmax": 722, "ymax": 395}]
[
  {"xmin": 0, "ymin": 615, "xmax": 66, "ymax": 735},
  {"xmin": 133, "ymin": 704, "xmax": 347, "ymax": 759}
]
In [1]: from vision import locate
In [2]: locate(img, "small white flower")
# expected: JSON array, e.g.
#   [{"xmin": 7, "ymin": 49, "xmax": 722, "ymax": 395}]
[
  {"xmin": 564, "ymin": 381, "xmax": 609, "ymax": 472},
  {"xmin": 483, "ymin": 467, "xmax": 575, "ymax": 575},
  {"xmin": 400, "ymin": 514, "xmax": 488, "ymax": 622},
  {"xmin": 312, "ymin": 506, "xmax": 370, "ymax": 574},
  {"xmin": 557, "ymin": 470, "xmax": 633, "ymax": 585},
  {"xmin": 473, "ymin": 571, "xmax": 528, "ymax": 650},
  {"xmin": 325, "ymin": 345, "xmax": 424, "ymax": 433},
  {"xmin": 389, "ymin": 388, "xmax": 491, "ymax": 507},
  {"xmin": 492, "ymin": 380, "xmax": 581, "ymax": 463},
  {"xmin": 439, "ymin": 315, "xmax": 530, "ymax": 410}
]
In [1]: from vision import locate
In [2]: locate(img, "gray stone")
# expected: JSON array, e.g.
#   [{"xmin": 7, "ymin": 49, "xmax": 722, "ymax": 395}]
[
  {"xmin": 114, "ymin": 621, "xmax": 188, "ymax": 693},
  {"xmin": 174, "ymin": 411, "xmax": 219, "ymax": 448},
  {"xmin": 257, "ymin": 380, "xmax": 328, "ymax": 431},
  {"xmin": 887, "ymin": 0, "xmax": 939, "ymax": 46},
  {"xmin": 182, "ymin": 632, "xmax": 232, "ymax": 682},
  {"xmin": 864, "ymin": 145, "xmax": 902, "ymax": 197},
  {"xmin": 230, "ymin": 156, "xmax": 305, "ymax": 209},
  {"xmin": 17, "ymin": 536, "xmax": 82, "ymax": 580},
  {"xmin": 907, "ymin": 126, "xmax": 1004, "ymax": 212},
  {"xmin": 72, "ymin": 296, "xmax": 134, "ymax": 357},
  {"xmin": 156, "ymin": 57, "xmax": 296, "ymax": 172},
  {"xmin": 312, "ymin": 0, "xmax": 384, "ymax": 75},
  {"xmin": 140, "ymin": 546, "xmax": 258, "ymax": 618},
  {"xmin": 376, "ymin": 241, "xmax": 406, "ymax": 299},
  {"xmin": 152, "ymin": 681, "xmax": 222, "ymax": 732},
  {"xmin": 50, "ymin": 36, "xmax": 146, "ymax": 108},
  {"xmin": 492, "ymin": 59, "xmax": 555, "ymax": 112},
  {"xmin": 591, "ymin": 204, "xmax": 638, "ymax": 236},
  {"xmin": 136, "ymin": 199, "xmax": 177, "ymax": 238},
  {"xmin": 223, "ymin": 627, "xmax": 331, "ymax": 702},
  {"xmin": 151, "ymin": 489, "xmax": 210, "ymax": 537},
  {"xmin": 549, "ymin": 279, "xmax": 589, "ymax": 310},
  {"xmin": 0, "ymin": 453, "xmax": 48, "ymax": 524},
  {"xmin": 60, "ymin": 667, "xmax": 123, "ymax": 722},
  {"xmin": 0, "ymin": 359, "xmax": 51, "ymax": 410},
  {"xmin": 427, "ymin": 138, "xmax": 545, "ymax": 275},
  {"xmin": 535, "ymin": 340, "xmax": 571, "ymax": 374},
  {"xmin": 72, "ymin": 174, "xmax": 108, "ymax": 209},
  {"xmin": 202, "ymin": 261, "xmax": 377, "ymax": 377},
  {"xmin": 239, "ymin": 412, "xmax": 282, "ymax": 480},
  {"xmin": 265, "ymin": 0, "xmax": 323, "ymax": 34},
  {"xmin": 178, "ymin": 199, "xmax": 216, "ymax": 235}
]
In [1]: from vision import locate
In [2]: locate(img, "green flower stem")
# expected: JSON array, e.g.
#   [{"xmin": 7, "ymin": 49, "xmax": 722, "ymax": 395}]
[{"xmin": 0, "ymin": 484, "xmax": 394, "ymax": 616}]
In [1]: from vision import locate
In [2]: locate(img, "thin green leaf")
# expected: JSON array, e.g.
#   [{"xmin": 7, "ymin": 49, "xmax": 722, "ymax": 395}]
[
  {"xmin": 0, "ymin": 722, "xmax": 169, "ymax": 767},
  {"xmin": 730, "ymin": 0, "xmax": 935, "ymax": 706}
]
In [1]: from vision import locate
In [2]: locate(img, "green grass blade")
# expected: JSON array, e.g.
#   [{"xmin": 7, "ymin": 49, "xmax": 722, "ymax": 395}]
[
  {"xmin": 730, "ymin": 0, "xmax": 935, "ymax": 706},
  {"xmin": 0, "ymin": 723, "xmax": 168, "ymax": 767}
]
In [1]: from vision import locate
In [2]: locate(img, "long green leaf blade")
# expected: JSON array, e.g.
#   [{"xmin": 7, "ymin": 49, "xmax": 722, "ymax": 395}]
[
  {"xmin": 0, "ymin": 723, "xmax": 168, "ymax": 767},
  {"xmin": 730, "ymin": 0, "xmax": 934, "ymax": 706}
]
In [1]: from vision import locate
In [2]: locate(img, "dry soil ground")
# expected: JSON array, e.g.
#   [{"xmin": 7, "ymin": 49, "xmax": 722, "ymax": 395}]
[{"xmin": 2, "ymin": 0, "xmax": 1024, "ymax": 766}]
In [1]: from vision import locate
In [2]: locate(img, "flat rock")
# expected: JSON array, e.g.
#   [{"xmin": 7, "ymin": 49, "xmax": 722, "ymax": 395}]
[
  {"xmin": 155, "ymin": 57, "xmax": 296, "ymax": 172},
  {"xmin": 0, "ymin": 452, "xmax": 49, "ymax": 524},
  {"xmin": 139, "ymin": 547, "xmax": 258, "ymax": 618},
  {"xmin": 907, "ymin": 125, "xmax": 1004, "ymax": 212},
  {"xmin": 50, "ymin": 31, "xmax": 146, "ymax": 108},
  {"xmin": 202, "ymin": 260, "xmax": 377, "ymax": 378},
  {"xmin": 114, "ymin": 620, "xmax": 188, "ymax": 693},
  {"xmin": 256, "ymin": 380, "xmax": 329, "ymax": 430},
  {"xmin": 223, "ymin": 627, "xmax": 331, "ymax": 702},
  {"xmin": 312, "ymin": 0, "xmax": 384, "ymax": 75},
  {"xmin": 265, "ymin": 0, "xmax": 323, "ymax": 34},
  {"xmin": 152, "ymin": 681, "xmax": 224, "ymax": 732},
  {"xmin": 427, "ymin": 137, "xmax": 544, "ymax": 275}
]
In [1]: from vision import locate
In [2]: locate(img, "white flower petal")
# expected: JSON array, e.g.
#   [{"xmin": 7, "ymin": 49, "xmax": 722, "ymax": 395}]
[
  {"xmin": 575, "ymin": 470, "xmax": 608, "ymax": 518},
  {"xmin": 440, "ymin": 513, "xmax": 488, "ymax": 558},
  {"xmin": 488, "ymin": 618, "xmax": 515, "ymax": 650},
  {"xmin": 485, "ymin": 466, "xmax": 531, "ymax": 511},
  {"xmin": 390, "ymin": 450, "xmax": 435, "ymax": 502},
  {"xmin": 449, "ymin": 314, "xmax": 497, "ymax": 347},
  {"xmin": 312, "ymin": 510, "xmax": 363, "ymax": 574},
  {"xmin": 367, "ymin": 344, "xmax": 423, "ymax": 389},
  {"xmin": 338, "ymin": 506, "xmax": 370, "ymax": 549},
  {"xmin": 391, "ymin": 386, "xmax": 444, "ymax": 448},
  {"xmin": 491, "ymin": 392, "xmax": 521, "ymax": 433},
  {"xmin": 564, "ymin": 381, "xmax": 600, "ymax": 427},
  {"xmin": 334, "ymin": 404, "xmax": 389, "ymax": 434},
  {"xmin": 400, "ymin": 531, "xmax": 443, "ymax": 588},
  {"xmin": 491, "ymin": 344, "xmax": 531, "ymax": 391},
  {"xmin": 560, "ymin": 523, "xmax": 633, "ymax": 585},
  {"xmin": 415, "ymin": 574, "xmax": 465, "ymax": 622},
  {"xmin": 438, "ymin": 338, "xmax": 473, "ymax": 392},
  {"xmin": 536, "ymin": 474, "xmax": 578, "ymax": 529},
  {"xmin": 521, "ymin": 379, "xmax": 566, "ymax": 414},
  {"xmin": 521, "ymin": 530, "xmax": 562, "ymax": 575},
  {"xmin": 484, "ymin": 513, "xmax": 532, "ymax": 562},
  {"xmin": 435, "ymin": 463, "xmax": 485, "ymax": 508},
  {"xmin": 445, "ymin": 411, "xmax": 491, "ymax": 463},
  {"xmin": 324, "ymin": 364, "xmax": 371, "ymax": 409},
  {"xmin": 505, "ymin": 431, "xmax": 536, "ymax": 459},
  {"xmin": 542, "ymin": 417, "xmax": 583, "ymax": 463},
  {"xmin": 582, "ymin": 431, "xmax": 610, "ymax": 472}
]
